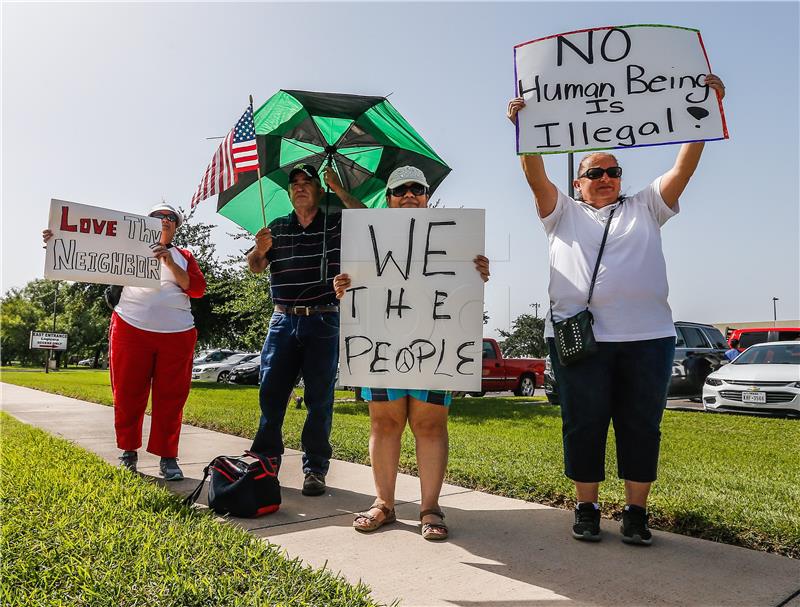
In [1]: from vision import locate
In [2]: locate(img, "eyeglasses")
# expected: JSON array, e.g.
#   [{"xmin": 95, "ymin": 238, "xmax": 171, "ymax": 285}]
[
  {"xmin": 389, "ymin": 183, "xmax": 427, "ymax": 197},
  {"xmin": 151, "ymin": 212, "xmax": 178, "ymax": 223},
  {"xmin": 579, "ymin": 167, "xmax": 623, "ymax": 180}
]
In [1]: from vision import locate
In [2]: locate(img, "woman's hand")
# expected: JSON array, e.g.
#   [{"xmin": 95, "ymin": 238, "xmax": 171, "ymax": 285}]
[
  {"xmin": 333, "ymin": 273, "xmax": 351, "ymax": 299},
  {"xmin": 507, "ymin": 97, "xmax": 526, "ymax": 124},
  {"xmin": 152, "ymin": 244, "xmax": 175, "ymax": 268},
  {"xmin": 704, "ymin": 74, "xmax": 725, "ymax": 100},
  {"xmin": 474, "ymin": 255, "xmax": 490, "ymax": 283}
]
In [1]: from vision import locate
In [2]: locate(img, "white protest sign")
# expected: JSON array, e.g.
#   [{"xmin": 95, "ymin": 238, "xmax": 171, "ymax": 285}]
[
  {"xmin": 44, "ymin": 199, "xmax": 162, "ymax": 287},
  {"xmin": 514, "ymin": 25, "xmax": 728, "ymax": 154},
  {"xmin": 29, "ymin": 332, "xmax": 68, "ymax": 350},
  {"xmin": 339, "ymin": 208, "xmax": 485, "ymax": 392}
]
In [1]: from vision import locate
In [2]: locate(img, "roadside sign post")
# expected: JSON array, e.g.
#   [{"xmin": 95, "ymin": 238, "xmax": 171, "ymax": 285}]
[{"xmin": 30, "ymin": 331, "xmax": 68, "ymax": 373}]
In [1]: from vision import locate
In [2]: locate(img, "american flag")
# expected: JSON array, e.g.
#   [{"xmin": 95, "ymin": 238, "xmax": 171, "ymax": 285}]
[{"xmin": 191, "ymin": 105, "xmax": 259, "ymax": 208}]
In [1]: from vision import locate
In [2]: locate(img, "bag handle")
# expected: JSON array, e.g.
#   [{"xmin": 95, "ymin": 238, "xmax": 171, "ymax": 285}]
[
  {"xmin": 550, "ymin": 201, "xmax": 621, "ymax": 323},
  {"xmin": 586, "ymin": 202, "xmax": 621, "ymax": 307},
  {"xmin": 183, "ymin": 464, "xmax": 211, "ymax": 507}
]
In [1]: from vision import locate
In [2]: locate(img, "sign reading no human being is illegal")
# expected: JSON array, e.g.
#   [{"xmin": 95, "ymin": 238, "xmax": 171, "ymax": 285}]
[
  {"xmin": 514, "ymin": 24, "xmax": 729, "ymax": 154},
  {"xmin": 44, "ymin": 199, "xmax": 163, "ymax": 287},
  {"xmin": 339, "ymin": 208, "xmax": 485, "ymax": 392}
]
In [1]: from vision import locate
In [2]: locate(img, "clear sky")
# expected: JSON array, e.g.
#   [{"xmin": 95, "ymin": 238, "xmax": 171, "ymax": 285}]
[{"xmin": 3, "ymin": 1, "xmax": 798, "ymax": 337}]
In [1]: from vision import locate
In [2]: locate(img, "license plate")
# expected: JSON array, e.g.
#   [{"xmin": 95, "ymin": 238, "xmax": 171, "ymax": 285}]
[{"xmin": 742, "ymin": 391, "xmax": 766, "ymax": 404}]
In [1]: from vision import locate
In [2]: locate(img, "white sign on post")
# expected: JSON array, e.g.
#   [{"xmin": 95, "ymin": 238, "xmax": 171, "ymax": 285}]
[
  {"xmin": 514, "ymin": 25, "xmax": 728, "ymax": 154},
  {"xmin": 339, "ymin": 208, "xmax": 485, "ymax": 392},
  {"xmin": 29, "ymin": 332, "xmax": 68, "ymax": 350},
  {"xmin": 44, "ymin": 199, "xmax": 162, "ymax": 287}
]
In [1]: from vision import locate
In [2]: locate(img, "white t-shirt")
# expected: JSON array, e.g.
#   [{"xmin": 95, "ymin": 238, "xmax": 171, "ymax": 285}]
[
  {"xmin": 115, "ymin": 247, "xmax": 194, "ymax": 333},
  {"xmin": 542, "ymin": 177, "xmax": 677, "ymax": 342}
]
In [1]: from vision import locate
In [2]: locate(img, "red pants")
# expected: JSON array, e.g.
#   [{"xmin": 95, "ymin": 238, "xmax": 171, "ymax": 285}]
[{"xmin": 109, "ymin": 313, "xmax": 197, "ymax": 457}]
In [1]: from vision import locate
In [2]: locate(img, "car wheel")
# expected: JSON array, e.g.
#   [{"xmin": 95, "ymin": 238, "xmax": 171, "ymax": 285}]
[
  {"xmin": 468, "ymin": 392, "xmax": 486, "ymax": 397},
  {"xmin": 514, "ymin": 375, "xmax": 536, "ymax": 397},
  {"xmin": 217, "ymin": 371, "xmax": 230, "ymax": 383}
]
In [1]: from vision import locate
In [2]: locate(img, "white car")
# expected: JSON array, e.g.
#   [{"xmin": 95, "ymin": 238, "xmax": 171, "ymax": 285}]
[
  {"xmin": 702, "ymin": 341, "xmax": 800, "ymax": 417},
  {"xmin": 192, "ymin": 353, "xmax": 259, "ymax": 382}
]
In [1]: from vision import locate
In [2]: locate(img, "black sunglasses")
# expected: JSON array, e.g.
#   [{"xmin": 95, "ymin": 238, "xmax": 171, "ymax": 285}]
[
  {"xmin": 579, "ymin": 167, "xmax": 623, "ymax": 180},
  {"xmin": 151, "ymin": 212, "xmax": 178, "ymax": 223},
  {"xmin": 389, "ymin": 183, "xmax": 427, "ymax": 197}
]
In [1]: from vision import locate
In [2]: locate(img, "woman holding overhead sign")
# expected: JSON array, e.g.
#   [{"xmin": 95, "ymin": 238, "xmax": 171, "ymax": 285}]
[{"xmin": 507, "ymin": 74, "xmax": 725, "ymax": 546}]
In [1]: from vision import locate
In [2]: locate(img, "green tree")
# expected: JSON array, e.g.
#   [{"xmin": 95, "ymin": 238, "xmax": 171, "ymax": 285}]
[
  {"xmin": 496, "ymin": 305, "xmax": 546, "ymax": 358},
  {"xmin": 0, "ymin": 289, "xmax": 46, "ymax": 366}
]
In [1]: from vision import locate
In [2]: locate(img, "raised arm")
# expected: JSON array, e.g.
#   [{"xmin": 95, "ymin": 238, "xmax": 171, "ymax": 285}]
[
  {"xmin": 324, "ymin": 166, "xmax": 366, "ymax": 209},
  {"xmin": 508, "ymin": 97, "xmax": 558, "ymax": 218},
  {"xmin": 659, "ymin": 74, "xmax": 726, "ymax": 208}
]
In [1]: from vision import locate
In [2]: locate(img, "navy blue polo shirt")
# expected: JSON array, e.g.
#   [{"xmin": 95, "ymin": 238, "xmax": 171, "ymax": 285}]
[{"xmin": 266, "ymin": 209, "xmax": 341, "ymax": 307}]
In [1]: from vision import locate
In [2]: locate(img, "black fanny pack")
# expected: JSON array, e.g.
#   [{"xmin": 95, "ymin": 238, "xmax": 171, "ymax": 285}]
[{"xmin": 552, "ymin": 202, "xmax": 620, "ymax": 366}]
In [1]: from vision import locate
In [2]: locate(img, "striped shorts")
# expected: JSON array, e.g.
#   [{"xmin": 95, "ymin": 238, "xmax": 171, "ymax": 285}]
[{"xmin": 360, "ymin": 387, "xmax": 452, "ymax": 407}]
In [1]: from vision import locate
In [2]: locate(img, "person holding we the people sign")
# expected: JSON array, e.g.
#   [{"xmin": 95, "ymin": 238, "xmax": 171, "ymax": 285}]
[{"xmin": 510, "ymin": 24, "xmax": 726, "ymax": 546}]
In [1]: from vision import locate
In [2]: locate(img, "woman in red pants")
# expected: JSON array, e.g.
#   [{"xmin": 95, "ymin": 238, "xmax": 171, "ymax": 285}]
[{"xmin": 44, "ymin": 203, "xmax": 206, "ymax": 479}]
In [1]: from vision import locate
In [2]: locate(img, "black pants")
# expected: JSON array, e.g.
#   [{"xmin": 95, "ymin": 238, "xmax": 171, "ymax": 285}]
[{"xmin": 548, "ymin": 337, "xmax": 675, "ymax": 483}]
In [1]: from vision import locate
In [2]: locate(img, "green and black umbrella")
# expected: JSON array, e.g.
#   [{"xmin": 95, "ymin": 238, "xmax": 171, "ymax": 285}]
[{"xmin": 217, "ymin": 89, "xmax": 451, "ymax": 234}]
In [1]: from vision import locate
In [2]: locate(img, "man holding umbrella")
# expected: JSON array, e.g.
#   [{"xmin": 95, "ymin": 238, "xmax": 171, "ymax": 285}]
[{"xmin": 247, "ymin": 163, "xmax": 363, "ymax": 496}]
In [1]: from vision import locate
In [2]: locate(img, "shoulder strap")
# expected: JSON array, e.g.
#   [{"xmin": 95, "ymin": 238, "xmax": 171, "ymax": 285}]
[{"xmin": 586, "ymin": 202, "xmax": 621, "ymax": 307}]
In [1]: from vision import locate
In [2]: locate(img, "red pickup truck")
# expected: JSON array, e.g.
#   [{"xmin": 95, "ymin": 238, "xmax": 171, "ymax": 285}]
[{"xmin": 475, "ymin": 339, "xmax": 545, "ymax": 397}]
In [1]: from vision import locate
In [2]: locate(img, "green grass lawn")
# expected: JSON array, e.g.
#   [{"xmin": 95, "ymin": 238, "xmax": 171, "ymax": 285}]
[
  {"xmin": 2, "ymin": 367, "xmax": 799, "ymax": 557},
  {"xmin": 0, "ymin": 413, "xmax": 380, "ymax": 607}
]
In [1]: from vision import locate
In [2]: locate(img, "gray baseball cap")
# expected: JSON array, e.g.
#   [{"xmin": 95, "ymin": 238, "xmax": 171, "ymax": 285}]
[{"xmin": 386, "ymin": 165, "xmax": 429, "ymax": 190}]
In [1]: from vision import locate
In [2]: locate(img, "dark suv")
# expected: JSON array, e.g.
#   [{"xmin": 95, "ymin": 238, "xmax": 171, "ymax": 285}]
[{"xmin": 544, "ymin": 321, "xmax": 728, "ymax": 404}]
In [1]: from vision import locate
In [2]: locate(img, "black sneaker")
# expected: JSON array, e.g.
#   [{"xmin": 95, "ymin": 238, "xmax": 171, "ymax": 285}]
[
  {"xmin": 621, "ymin": 505, "xmax": 652, "ymax": 545},
  {"xmin": 572, "ymin": 502, "xmax": 601, "ymax": 541},
  {"xmin": 119, "ymin": 450, "xmax": 138, "ymax": 472},
  {"xmin": 159, "ymin": 457, "xmax": 184, "ymax": 481},
  {"xmin": 302, "ymin": 471, "xmax": 326, "ymax": 496}
]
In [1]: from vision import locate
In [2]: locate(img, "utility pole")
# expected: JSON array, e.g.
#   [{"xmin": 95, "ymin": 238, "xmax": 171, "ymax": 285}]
[
  {"xmin": 531, "ymin": 302, "xmax": 541, "ymax": 318},
  {"xmin": 772, "ymin": 297, "xmax": 779, "ymax": 326}
]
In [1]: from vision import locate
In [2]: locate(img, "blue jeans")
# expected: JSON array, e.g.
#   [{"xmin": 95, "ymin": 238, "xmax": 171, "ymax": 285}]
[
  {"xmin": 250, "ymin": 311, "xmax": 339, "ymax": 475},
  {"xmin": 548, "ymin": 337, "xmax": 675, "ymax": 483}
]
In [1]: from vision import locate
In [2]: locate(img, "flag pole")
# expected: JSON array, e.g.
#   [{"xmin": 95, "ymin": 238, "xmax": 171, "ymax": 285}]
[{"xmin": 250, "ymin": 94, "xmax": 267, "ymax": 228}]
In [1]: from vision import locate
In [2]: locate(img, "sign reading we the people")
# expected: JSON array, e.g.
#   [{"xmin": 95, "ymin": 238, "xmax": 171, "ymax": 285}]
[
  {"xmin": 514, "ymin": 25, "xmax": 728, "ymax": 154},
  {"xmin": 339, "ymin": 208, "xmax": 485, "ymax": 392},
  {"xmin": 44, "ymin": 199, "xmax": 162, "ymax": 287},
  {"xmin": 29, "ymin": 332, "xmax": 68, "ymax": 350}
]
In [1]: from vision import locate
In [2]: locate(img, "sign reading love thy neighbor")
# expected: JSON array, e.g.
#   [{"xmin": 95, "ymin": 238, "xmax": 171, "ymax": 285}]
[
  {"xmin": 514, "ymin": 24, "xmax": 728, "ymax": 154},
  {"xmin": 339, "ymin": 208, "xmax": 485, "ymax": 392},
  {"xmin": 44, "ymin": 199, "xmax": 162, "ymax": 287}
]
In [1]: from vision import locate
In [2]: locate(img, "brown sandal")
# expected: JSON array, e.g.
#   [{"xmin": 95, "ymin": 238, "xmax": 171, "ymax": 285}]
[
  {"xmin": 420, "ymin": 508, "xmax": 448, "ymax": 541},
  {"xmin": 353, "ymin": 502, "xmax": 396, "ymax": 533}
]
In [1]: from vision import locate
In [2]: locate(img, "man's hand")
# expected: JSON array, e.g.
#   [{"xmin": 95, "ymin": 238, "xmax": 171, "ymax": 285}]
[
  {"xmin": 42, "ymin": 229, "xmax": 53, "ymax": 248},
  {"xmin": 507, "ymin": 97, "xmax": 526, "ymax": 124},
  {"xmin": 473, "ymin": 255, "xmax": 490, "ymax": 283},
  {"xmin": 254, "ymin": 227, "xmax": 272, "ymax": 255},
  {"xmin": 333, "ymin": 273, "xmax": 351, "ymax": 299}
]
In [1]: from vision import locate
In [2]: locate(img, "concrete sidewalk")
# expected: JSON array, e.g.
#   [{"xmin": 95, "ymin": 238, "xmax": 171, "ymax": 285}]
[{"xmin": 2, "ymin": 382, "xmax": 799, "ymax": 607}]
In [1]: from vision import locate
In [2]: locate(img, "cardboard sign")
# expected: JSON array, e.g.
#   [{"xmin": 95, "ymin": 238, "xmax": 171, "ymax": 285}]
[
  {"xmin": 514, "ymin": 25, "xmax": 728, "ymax": 154},
  {"xmin": 339, "ymin": 208, "xmax": 485, "ymax": 392},
  {"xmin": 29, "ymin": 332, "xmax": 68, "ymax": 350},
  {"xmin": 44, "ymin": 199, "xmax": 162, "ymax": 287}
]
